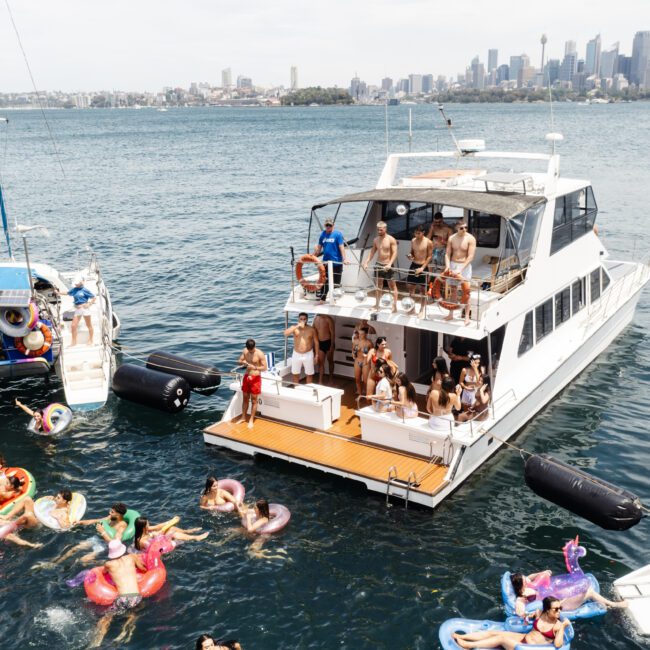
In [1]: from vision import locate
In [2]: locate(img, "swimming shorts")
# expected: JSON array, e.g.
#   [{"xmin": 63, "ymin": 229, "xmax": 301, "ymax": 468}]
[
  {"xmin": 291, "ymin": 350, "xmax": 315, "ymax": 376},
  {"xmin": 73, "ymin": 306, "xmax": 91, "ymax": 317},
  {"xmin": 432, "ymin": 247, "xmax": 446, "ymax": 267},
  {"xmin": 318, "ymin": 339, "xmax": 332, "ymax": 353},
  {"xmin": 242, "ymin": 373, "xmax": 262, "ymax": 395},
  {"xmin": 375, "ymin": 265, "xmax": 394, "ymax": 280},
  {"xmin": 112, "ymin": 593, "xmax": 142, "ymax": 612},
  {"xmin": 450, "ymin": 260, "xmax": 472, "ymax": 281},
  {"xmin": 407, "ymin": 262, "xmax": 427, "ymax": 285}
]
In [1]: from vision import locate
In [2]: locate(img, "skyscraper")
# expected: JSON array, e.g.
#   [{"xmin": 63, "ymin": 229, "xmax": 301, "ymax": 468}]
[
  {"xmin": 540, "ymin": 34, "xmax": 547, "ymax": 72},
  {"xmin": 409, "ymin": 74, "xmax": 423, "ymax": 94},
  {"xmin": 221, "ymin": 68, "xmax": 232, "ymax": 89},
  {"xmin": 290, "ymin": 66, "xmax": 298, "ymax": 90},
  {"xmin": 599, "ymin": 43, "xmax": 619, "ymax": 80},
  {"xmin": 631, "ymin": 31, "xmax": 650, "ymax": 88},
  {"xmin": 565, "ymin": 40, "xmax": 576, "ymax": 56},
  {"xmin": 585, "ymin": 34, "xmax": 602, "ymax": 76},
  {"xmin": 470, "ymin": 57, "xmax": 485, "ymax": 89},
  {"xmin": 559, "ymin": 51, "xmax": 577, "ymax": 82},
  {"xmin": 422, "ymin": 74, "xmax": 434, "ymax": 93},
  {"xmin": 488, "ymin": 49, "xmax": 498, "ymax": 72},
  {"xmin": 381, "ymin": 77, "xmax": 393, "ymax": 92},
  {"xmin": 509, "ymin": 54, "xmax": 529, "ymax": 88}
]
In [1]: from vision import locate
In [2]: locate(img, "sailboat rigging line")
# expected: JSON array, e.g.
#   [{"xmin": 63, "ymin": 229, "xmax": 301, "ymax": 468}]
[{"xmin": 4, "ymin": 0, "xmax": 66, "ymax": 178}]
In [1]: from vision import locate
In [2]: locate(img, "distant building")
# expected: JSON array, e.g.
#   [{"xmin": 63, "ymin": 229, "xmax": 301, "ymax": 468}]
[
  {"xmin": 488, "ymin": 49, "xmax": 498, "ymax": 73},
  {"xmin": 565, "ymin": 40, "xmax": 576, "ymax": 56},
  {"xmin": 631, "ymin": 31, "xmax": 650, "ymax": 88},
  {"xmin": 599, "ymin": 43, "xmax": 619, "ymax": 80},
  {"xmin": 617, "ymin": 55, "xmax": 632, "ymax": 80},
  {"xmin": 519, "ymin": 65, "xmax": 536, "ymax": 88},
  {"xmin": 612, "ymin": 73, "xmax": 629, "ymax": 92},
  {"xmin": 350, "ymin": 75, "xmax": 367, "ymax": 100},
  {"xmin": 545, "ymin": 59, "xmax": 560, "ymax": 85},
  {"xmin": 381, "ymin": 77, "xmax": 393, "ymax": 92},
  {"xmin": 585, "ymin": 34, "xmax": 601, "ymax": 77},
  {"xmin": 470, "ymin": 57, "xmax": 485, "ymax": 89},
  {"xmin": 496, "ymin": 64, "xmax": 509, "ymax": 84},
  {"xmin": 436, "ymin": 75, "xmax": 447, "ymax": 92},
  {"xmin": 409, "ymin": 74, "xmax": 423, "ymax": 94},
  {"xmin": 290, "ymin": 66, "xmax": 298, "ymax": 90},
  {"xmin": 422, "ymin": 74, "xmax": 434, "ymax": 93},
  {"xmin": 509, "ymin": 54, "xmax": 529, "ymax": 88},
  {"xmin": 237, "ymin": 76, "xmax": 253, "ymax": 90},
  {"xmin": 221, "ymin": 68, "xmax": 232, "ymax": 89},
  {"xmin": 397, "ymin": 78, "xmax": 409, "ymax": 93},
  {"xmin": 559, "ymin": 52, "xmax": 577, "ymax": 82}
]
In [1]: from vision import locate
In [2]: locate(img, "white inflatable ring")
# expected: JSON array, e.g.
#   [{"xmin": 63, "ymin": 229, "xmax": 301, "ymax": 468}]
[
  {"xmin": 210, "ymin": 479, "xmax": 245, "ymax": 513},
  {"xmin": 33, "ymin": 493, "xmax": 87, "ymax": 530}
]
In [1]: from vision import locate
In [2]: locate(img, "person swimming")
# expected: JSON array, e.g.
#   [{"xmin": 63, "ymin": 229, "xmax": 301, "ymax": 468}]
[
  {"xmin": 15, "ymin": 399, "xmax": 45, "ymax": 431},
  {"xmin": 199, "ymin": 477, "xmax": 240, "ymax": 510},
  {"xmin": 132, "ymin": 516, "xmax": 208, "ymax": 551}
]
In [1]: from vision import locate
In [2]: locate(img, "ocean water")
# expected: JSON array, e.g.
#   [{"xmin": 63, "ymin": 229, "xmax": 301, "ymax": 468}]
[{"xmin": 0, "ymin": 103, "xmax": 649, "ymax": 649}]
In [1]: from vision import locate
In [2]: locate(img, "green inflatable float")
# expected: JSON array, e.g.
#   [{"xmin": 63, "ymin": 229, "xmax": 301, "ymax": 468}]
[{"xmin": 101, "ymin": 508, "xmax": 140, "ymax": 542}]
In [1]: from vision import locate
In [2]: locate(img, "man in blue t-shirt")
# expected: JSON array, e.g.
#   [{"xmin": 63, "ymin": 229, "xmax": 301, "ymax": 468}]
[{"xmin": 313, "ymin": 219, "xmax": 346, "ymax": 300}]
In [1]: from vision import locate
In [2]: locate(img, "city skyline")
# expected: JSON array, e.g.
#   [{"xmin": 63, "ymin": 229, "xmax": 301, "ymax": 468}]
[{"xmin": 0, "ymin": 0, "xmax": 648, "ymax": 92}]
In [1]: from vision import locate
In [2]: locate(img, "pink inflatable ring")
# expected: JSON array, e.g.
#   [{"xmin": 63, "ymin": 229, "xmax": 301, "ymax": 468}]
[
  {"xmin": 210, "ymin": 479, "xmax": 245, "ymax": 513},
  {"xmin": 242, "ymin": 503, "xmax": 291, "ymax": 534}
]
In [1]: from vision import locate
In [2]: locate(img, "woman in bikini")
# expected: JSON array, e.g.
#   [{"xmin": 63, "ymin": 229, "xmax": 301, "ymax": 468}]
[
  {"xmin": 453, "ymin": 596, "xmax": 571, "ymax": 649},
  {"xmin": 429, "ymin": 356, "xmax": 450, "ymax": 394},
  {"xmin": 133, "ymin": 517, "xmax": 208, "ymax": 551},
  {"xmin": 365, "ymin": 337, "xmax": 394, "ymax": 397},
  {"xmin": 511, "ymin": 571, "xmax": 627, "ymax": 616},
  {"xmin": 199, "ymin": 476, "xmax": 240, "ymax": 510},
  {"xmin": 456, "ymin": 377, "xmax": 491, "ymax": 423},
  {"xmin": 392, "ymin": 373, "xmax": 419, "ymax": 419},
  {"xmin": 352, "ymin": 327, "xmax": 373, "ymax": 395},
  {"xmin": 426, "ymin": 376, "xmax": 461, "ymax": 432},
  {"xmin": 459, "ymin": 353, "xmax": 482, "ymax": 411},
  {"xmin": 237, "ymin": 498, "xmax": 271, "ymax": 534}
]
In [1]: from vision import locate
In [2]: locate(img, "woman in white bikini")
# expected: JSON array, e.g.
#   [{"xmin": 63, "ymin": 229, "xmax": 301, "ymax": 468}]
[
  {"xmin": 393, "ymin": 373, "xmax": 419, "ymax": 419},
  {"xmin": 426, "ymin": 376, "xmax": 461, "ymax": 432},
  {"xmin": 459, "ymin": 353, "xmax": 482, "ymax": 411}
]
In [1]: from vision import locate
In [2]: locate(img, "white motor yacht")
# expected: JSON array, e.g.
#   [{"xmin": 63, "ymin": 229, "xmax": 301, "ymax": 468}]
[{"xmin": 204, "ymin": 135, "xmax": 650, "ymax": 508}]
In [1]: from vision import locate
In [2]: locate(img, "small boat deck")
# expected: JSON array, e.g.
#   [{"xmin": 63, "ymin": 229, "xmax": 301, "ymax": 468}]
[{"xmin": 203, "ymin": 379, "xmax": 448, "ymax": 504}]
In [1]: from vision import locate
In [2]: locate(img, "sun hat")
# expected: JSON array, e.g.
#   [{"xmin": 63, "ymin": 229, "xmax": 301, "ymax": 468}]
[
  {"xmin": 324, "ymin": 219, "xmax": 334, "ymax": 226},
  {"xmin": 107, "ymin": 539, "xmax": 126, "ymax": 559}
]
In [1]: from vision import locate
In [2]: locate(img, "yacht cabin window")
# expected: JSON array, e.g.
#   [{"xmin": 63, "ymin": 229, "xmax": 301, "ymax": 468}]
[
  {"xmin": 555, "ymin": 287, "xmax": 571, "ymax": 327},
  {"xmin": 518, "ymin": 312, "xmax": 534, "ymax": 356},
  {"xmin": 535, "ymin": 299, "xmax": 554, "ymax": 342},
  {"xmin": 590, "ymin": 268, "xmax": 602, "ymax": 302},
  {"xmin": 468, "ymin": 212, "xmax": 500, "ymax": 248},
  {"xmin": 572, "ymin": 278, "xmax": 586, "ymax": 314},
  {"xmin": 382, "ymin": 201, "xmax": 431, "ymax": 240},
  {"xmin": 550, "ymin": 187, "xmax": 598, "ymax": 255}
]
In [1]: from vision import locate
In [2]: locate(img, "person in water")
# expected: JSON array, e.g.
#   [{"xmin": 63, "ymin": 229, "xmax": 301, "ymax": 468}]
[
  {"xmin": 238, "ymin": 498, "xmax": 271, "ymax": 534},
  {"xmin": 14, "ymin": 398, "xmax": 45, "ymax": 432},
  {"xmin": 199, "ymin": 477, "xmax": 240, "ymax": 509},
  {"xmin": 91, "ymin": 539, "xmax": 145, "ymax": 647},
  {"xmin": 195, "ymin": 634, "xmax": 242, "ymax": 650},
  {"xmin": 132, "ymin": 516, "xmax": 208, "ymax": 551},
  {"xmin": 79, "ymin": 502, "xmax": 129, "ymax": 542},
  {"xmin": 511, "ymin": 571, "xmax": 628, "ymax": 615},
  {"xmin": 452, "ymin": 596, "xmax": 571, "ymax": 649},
  {"xmin": 1, "ymin": 491, "xmax": 71, "ymax": 529},
  {"xmin": 0, "ymin": 478, "xmax": 43, "ymax": 548}
]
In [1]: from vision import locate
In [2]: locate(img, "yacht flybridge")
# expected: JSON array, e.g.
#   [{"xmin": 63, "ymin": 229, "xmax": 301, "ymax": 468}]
[{"xmin": 204, "ymin": 136, "xmax": 650, "ymax": 508}]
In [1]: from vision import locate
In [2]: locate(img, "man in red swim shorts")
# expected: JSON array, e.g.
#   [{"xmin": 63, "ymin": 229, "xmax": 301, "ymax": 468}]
[{"xmin": 238, "ymin": 338, "xmax": 267, "ymax": 430}]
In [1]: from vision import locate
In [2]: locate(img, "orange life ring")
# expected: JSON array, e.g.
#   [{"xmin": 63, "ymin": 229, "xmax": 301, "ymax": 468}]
[
  {"xmin": 295, "ymin": 254, "xmax": 326, "ymax": 293},
  {"xmin": 14, "ymin": 322, "xmax": 53, "ymax": 357},
  {"xmin": 429, "ymin": 271, "xmax": 471, "ymax": 311}
]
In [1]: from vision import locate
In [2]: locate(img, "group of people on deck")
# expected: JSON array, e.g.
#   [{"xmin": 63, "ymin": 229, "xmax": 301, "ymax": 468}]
[{"xmin": 315, "ymin": 212, "xmax": 476, "ymax": 324}]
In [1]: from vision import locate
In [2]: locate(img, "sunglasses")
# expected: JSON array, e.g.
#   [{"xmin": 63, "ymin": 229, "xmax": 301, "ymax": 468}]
[
  {"xmin": 551, "ymin": 606, "xmax": 562, "ymax": 611},
  {"xmin": 325, "ymin": 224, "xmax": 333, "ymax": 228},
  {"xmin": 458, "ymin": 225, "xmax": 467, "ymax": 230}
]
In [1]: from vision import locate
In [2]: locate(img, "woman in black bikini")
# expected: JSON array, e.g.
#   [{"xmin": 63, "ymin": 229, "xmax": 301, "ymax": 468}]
[
  {"xmin": 352, "ymin": 327, "xmax": 373, "ymax": 395},
  {"xmin": 365, "ymin": 337, "xmax": 393, "ymax": 397},
  {"xmin": 453, "ymin": 596, "xmax": 570, "ymax": 649}
]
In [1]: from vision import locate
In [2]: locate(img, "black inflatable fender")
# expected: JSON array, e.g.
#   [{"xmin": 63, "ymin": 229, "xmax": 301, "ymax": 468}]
[{"xmin": 112, "ymin": 364, "xmax": 191, "ymax": 413}]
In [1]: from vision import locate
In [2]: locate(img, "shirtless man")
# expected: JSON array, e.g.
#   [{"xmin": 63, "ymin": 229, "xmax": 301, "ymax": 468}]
[
  {"xmin": 444, "ymin": 220, "xmax": 476, "ymax": 325},
  {"xmin": 91, "ymin": 539, "xmax": 146, "ymax": 647},
  {"xmin": 237, "ymin": 338, "xmax": 267, "ymax": 429},
  {"xmin": 427, "ymin": 211, "xmax": 453, "ymax": 269},
  {"xmin": 313, "ymin": 314, "xmax": 335, "ymax": 384},
  {"xmin": 362, "ymin": 221, "xmax": 398, "ymax": 312},
  {"xmin": 407, "ymin": 224, "xmax": 433, "ymax": 317},
  {"xmin": 284, "ymin": 312, "xmax": 319, "ymax": 384},
  {"xmin": 79, "ymin": 502, "xmax": 128, "ymax": 542},
  {"xmin": 2, "ymin": 491, "xmax": 71, "ymax": 529}
]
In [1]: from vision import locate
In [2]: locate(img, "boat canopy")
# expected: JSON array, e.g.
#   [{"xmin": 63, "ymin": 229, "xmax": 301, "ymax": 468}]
[{"xmin": 313, "ymin": 188, "xmax": 545, "ymax": 220}]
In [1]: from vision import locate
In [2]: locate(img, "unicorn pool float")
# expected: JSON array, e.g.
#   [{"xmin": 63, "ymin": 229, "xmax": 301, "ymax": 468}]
[{"xmin": 502, "ymin": 536, "xmax": 609, "ymax": 620}]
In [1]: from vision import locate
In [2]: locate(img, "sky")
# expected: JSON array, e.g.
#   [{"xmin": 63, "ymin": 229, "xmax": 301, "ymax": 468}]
[{"xmin": 0, "ymin": 0, "xmax": 647, "ymax": 92}]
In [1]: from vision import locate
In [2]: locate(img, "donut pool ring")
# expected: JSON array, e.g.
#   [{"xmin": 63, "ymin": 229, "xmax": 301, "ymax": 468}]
[
  {"xmin": 0, "ymin": 468, "xmax": 36, "ymax": 516},
  {"xmin": 0, "ymin": 303, "xmax": 39, "ymax": 338},
  {"xmin": 84, "ymin": 545, "xmax": 166, "ymax": 606},
  {"xmin": 34, "ymin": 493, "xmax": 87, "ymax": 530},
  {"xmin": 439, "ymin": 616, "xmax": 574, "ymax": 650},
  {"xmin": 29, "ymin": 403, "xmax": 73, "ymax": 434},
  {"xmin": 101, "ymin": 508, "xmax": 140, "ymax": 543},
  {"xmin": 242, "ymin": 503, "xmax": 291, "ymax": 534},
  {"xmin": 209, "ymin": 479, "xmax": 245, "ymax": 513}
]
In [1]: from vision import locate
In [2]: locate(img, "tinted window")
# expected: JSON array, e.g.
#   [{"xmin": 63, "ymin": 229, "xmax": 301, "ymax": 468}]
[
  {"xmin": 535, "ymin": 299, "xmax": 553, "ymax": 342},
  {"xmin": 590, "ymin": 268, "xmax": 601, "ymax": 302},
  {"xmin": 551, "ymin": 187, "xmax": 598, "ymax": 255},
  {"xmin": 555, "ymin": 287, "xmax": 571, "ymax": 327},
  {"xmin": 572, "ymin": 278, "xmax": 586, "ymax": 314},
  {"xmin": 383, "ymin": 202, "xmax": 431, "ymax": 241},
  {"xmin": 518, "ymin": 311, "xmax": 534, "ymax": 356},
  {"xmin": 602, "ymin": 268, "xmax": 611, "ymax": 292},
  {"xmin": 468, "ymin": 212, "xmax": 500, "ymax": 248}
]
